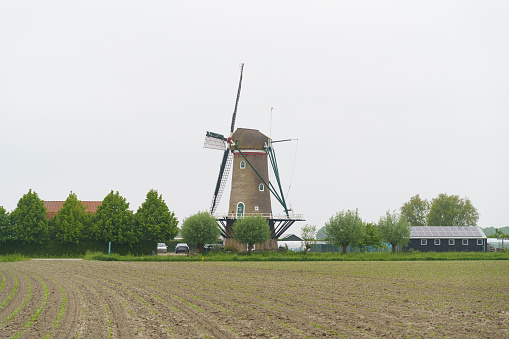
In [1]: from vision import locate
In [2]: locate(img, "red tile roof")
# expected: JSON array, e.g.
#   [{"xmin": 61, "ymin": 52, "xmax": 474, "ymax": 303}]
[{"xmin": 43, "ymin": 201, "xmax": 102, "ymax": 219}]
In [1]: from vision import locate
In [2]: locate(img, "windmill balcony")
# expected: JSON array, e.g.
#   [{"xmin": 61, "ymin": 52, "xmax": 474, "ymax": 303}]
[{"xmin": 214, "ymin": 212, "xmax": 304, "ymax": 220}]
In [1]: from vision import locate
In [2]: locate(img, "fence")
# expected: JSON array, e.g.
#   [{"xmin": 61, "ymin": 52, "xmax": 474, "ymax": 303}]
[
  {"xmin": 309, "ymin": 242, "xmax": 392, "ymax": 253},
  {"xmin": 487, "ymin": 238, "xmax": 509, "ymax": 251}
]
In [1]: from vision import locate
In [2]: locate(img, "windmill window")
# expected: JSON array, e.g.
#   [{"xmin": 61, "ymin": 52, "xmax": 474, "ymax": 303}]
[
  {"xmin": 259, "ymin": 183, "xmax": 264, "ymax": 191},
  {"xmin": 240, "ymin": 161, "xmax": 246, "ymax": 169},
  {"xmin": 255, "ymin": 206, "xmax": 259, "ymax": 211},
  {"xmin": 236, "ymin": 202, "xmax": 245, "ymax": 218},
  {"xmin": 449, "ymin": 239, "xmax": 455, "ymax": 245}
]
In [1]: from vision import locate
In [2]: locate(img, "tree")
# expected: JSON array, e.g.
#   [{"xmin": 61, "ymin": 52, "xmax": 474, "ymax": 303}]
[
  {"xmin": 0, "ymin": 206, "xmax": 10, "ymax": 242},
  {"xmin": 316, "ymin": 226, "xmax": 326, "ymax": 240},
  {"xmin": 300, "ymin": 224, "xmax": 317, "ymax": 254},
  {"xmin": 400, "ymin": 194, "xmax": 429, "ymax": 226},
  {"xmin": 181, "ymin": 211, "xmax": 221, "ymax": 252},
  {"xmin": 427, "ymin": 193, "xmax": 479, "ymax": 226},
  {"xmin": 233, "ymin": 215, "xmax": 271, "ymax": 253},
  {"xmin": 324, "ymin": 209, "xmax": 364, "ymax": 254},
  {"xmin": 136, "ymin": 189, "xmax": 179, "ymax": 242},
  {"xmin": 378, "ymin": 210, "xmax": 410, "ymax": 253},
  {"xmin": 93, "ymin": 191, "xmax": 135, "ymax": 245},
  {"xmin": 53, "ymin": 192, "xmax": 90, "ymax": 243},
  {"xmin": 10, "ymin": 189, "xmax": 48, "ymax": 243},
  {"xmin": 488, "ymin": 228, "xmax": 509, "ymax": 239},
  {"xmin": 359, "ymin": 222, "xmax": 383, "ymax": 251}
]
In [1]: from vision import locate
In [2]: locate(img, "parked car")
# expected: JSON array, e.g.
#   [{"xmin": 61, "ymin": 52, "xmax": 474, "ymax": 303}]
[
  {"xmin": 204, "ymin": 244, "xmax": 224, "ymax": 252},
  {"xmin": 157, "ymin": 243, "xmax": 167, "ymax": 254},
  {"xmin": 175, "ymin": 243, "xmax": 189, "ymax": 254}
]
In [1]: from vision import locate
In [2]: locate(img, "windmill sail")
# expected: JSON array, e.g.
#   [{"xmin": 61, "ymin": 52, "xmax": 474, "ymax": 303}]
[
  {"xmin": 204, "ymin": 131, "xmax": 227, "ymax": 150},
  {"xmin": 210, "ymin": 149, "xmax": 233, "ymax": 215},
  {"xmin": 206, "ymin": 63, "xmax": 243, "ymax": 215},
  {"xmin": 230, "ymin": 63, "xmax": 244, "ymax": 133}
]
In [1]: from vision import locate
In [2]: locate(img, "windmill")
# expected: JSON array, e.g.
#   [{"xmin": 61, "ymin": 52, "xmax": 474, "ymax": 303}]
[{"xmin": 203, "ymin": 64, "xmax": 303, "ymax": 251}]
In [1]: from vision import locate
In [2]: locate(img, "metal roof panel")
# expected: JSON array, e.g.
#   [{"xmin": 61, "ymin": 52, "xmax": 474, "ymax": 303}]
[{"xmin": 410, "ymin": 226, "xmax": 486, "ymax": 239}]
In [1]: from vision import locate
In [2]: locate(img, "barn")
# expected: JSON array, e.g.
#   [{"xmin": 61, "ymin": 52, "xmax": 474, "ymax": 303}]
[
  {"xmin": 43, "ymin": 201, "xmax": 102, "ymax": 219},
  {"xmin": 407, "ymin": 226, "xmax": 487, "ymax": 252}
]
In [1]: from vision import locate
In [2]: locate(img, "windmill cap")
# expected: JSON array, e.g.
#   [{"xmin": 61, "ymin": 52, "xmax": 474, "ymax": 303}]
[{"xmin": 231, "ymin": 128, "xmax": 269, "ymax": 150}]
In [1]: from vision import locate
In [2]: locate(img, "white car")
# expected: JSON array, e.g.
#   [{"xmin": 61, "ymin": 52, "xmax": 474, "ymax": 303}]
[{"xmin": 157, "ymin": 243, "xmax": 167, "ymax": 253}]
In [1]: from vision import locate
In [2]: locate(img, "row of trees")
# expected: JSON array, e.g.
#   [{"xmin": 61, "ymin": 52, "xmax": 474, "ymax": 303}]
[
  {"xmin": 304, "ymin": 209, "xmax": 409, "ymax": 254},
  {"xmin": 400, "ymin": 193, "xmax": 479, "ymax": 226},
  {"xmin": 1, "ymin": 188, "xmax": 272, "ymax": 253},
  {"xmin": 485, "ymin": 227, "xmax": 509, "ymax": 239},
  {"xmin": 181, "ymin": 212, "xmax": 270, "ymax": 253},
  {"xmin": 0, "ymin": 189, "xmax": 179, "ymax": 245},
  {"xmin": 301, "ymin": 193, "xmax": 481, "ymax": 254}
]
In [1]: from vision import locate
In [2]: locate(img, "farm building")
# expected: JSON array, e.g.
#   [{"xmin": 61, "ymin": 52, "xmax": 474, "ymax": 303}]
[
  {"xmin": 407, "ymin": 226, "xmax": 487, "ymax": 252},
  {"xmin": 277, "ymin": 234, "xmax": 303, "ymax": 251},
  {"xmin": 43, "ymin": 201, "xmax": 102, "ymax": 219},
  {"xmin": 279, "ymin": 234, "xmax": 302, "ymax": 242}
]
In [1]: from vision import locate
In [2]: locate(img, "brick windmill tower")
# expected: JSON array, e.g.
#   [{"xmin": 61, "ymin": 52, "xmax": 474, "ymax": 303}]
[{"xmin": 203, "ymin": 64, "xmax": 303, "ymax": 251}]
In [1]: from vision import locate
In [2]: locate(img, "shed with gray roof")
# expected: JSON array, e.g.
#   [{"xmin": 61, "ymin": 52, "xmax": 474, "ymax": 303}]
[{"xmin": 406, "ymin": 226, "xmax": 487, "ymax": 252}]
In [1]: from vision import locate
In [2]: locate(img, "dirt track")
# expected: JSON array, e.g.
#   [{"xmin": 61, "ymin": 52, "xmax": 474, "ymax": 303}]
[{"xmin": 0, "ymin": 260, "xmax": 508, "ymax": 338}]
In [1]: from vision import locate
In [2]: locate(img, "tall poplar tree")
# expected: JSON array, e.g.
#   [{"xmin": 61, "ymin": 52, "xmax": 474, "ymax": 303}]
[
  {"xmin": 93, "ymin": 191, "xmax": 135, "ymax": 245},
  {"xmin": 10, "ymin": 189, "xmax": 48, "ymax": 243},
  {"xmin": 0, "ymin": 206, "xmax": 10, "ymax": 242},
  {"xmin": 136, "ymin": 189, "xmax": 179, "ymax": 241},
  {"xmin": 53, "ymin": 192, "xmax": 90, "ymax": 243}
]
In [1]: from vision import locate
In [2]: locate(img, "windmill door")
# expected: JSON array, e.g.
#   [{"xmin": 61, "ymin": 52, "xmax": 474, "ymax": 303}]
[{"xmin": 236, "ymin": 202, "xmax": 245, "ymax": 218}]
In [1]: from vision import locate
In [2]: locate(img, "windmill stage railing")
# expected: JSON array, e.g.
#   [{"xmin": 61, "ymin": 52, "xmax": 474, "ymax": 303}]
[{"xmin": 214, "ymin": 213, "xmax": 304, "ymax": 220}]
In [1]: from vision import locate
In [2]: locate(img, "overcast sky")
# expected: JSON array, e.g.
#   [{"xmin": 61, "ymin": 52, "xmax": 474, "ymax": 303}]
[{"xmin": 1, "ymin": 1, "xmax": 508, "ymax": 234}]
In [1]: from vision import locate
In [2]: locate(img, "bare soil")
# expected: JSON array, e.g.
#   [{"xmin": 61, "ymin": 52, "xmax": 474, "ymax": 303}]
[{"xmin": 0, "ymin": 260, "xmax": 508, "ymax": 338}]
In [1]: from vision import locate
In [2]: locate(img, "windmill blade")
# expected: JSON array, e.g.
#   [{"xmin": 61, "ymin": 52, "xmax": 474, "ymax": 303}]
[
  {"xmin": 230, "ymin": 63, "xmax": 244, "ymax": 133},
  {"xmin": 203, "ymin": 131, "xmax": 227, "ymax": 150},
  {"xmin": 210, "ymin": 149, "xmax": 233, "ymax": 214}
]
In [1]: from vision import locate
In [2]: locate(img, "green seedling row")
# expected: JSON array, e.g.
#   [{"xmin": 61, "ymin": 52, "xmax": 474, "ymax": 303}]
[
  {"xmin": 0, "ymin": 272, "xmax": 31, "ymax": 328},
  {"xmin": 10, "ymin": 274, "xmax": 49, "ymax": 339},
  {"xmin": 0, "ymin": 270, "xmax": 18, "ymax": 309}
]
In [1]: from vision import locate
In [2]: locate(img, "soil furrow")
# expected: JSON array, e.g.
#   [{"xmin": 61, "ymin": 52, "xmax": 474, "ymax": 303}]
[
  {"xmin": 79, "ymin": 269, "xmax": 237, "ymax": 338},
  {"xmin": 0, "ymin": 269, "xmax": 42, "ymax": 338},
  {"xmin": 0, "ymin": 268, "xmax": 18, "ymax": 313}
]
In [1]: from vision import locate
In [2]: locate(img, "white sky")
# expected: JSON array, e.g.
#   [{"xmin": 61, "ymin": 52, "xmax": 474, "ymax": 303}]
[{"xmin": 1, "ymin": 1, "xmax": 508, "ymax": 234}]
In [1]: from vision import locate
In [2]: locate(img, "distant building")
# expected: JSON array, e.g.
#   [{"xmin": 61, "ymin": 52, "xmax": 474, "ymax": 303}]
[
  {"xmin": 279, "ymin": 234, "xmax": 302, "ymax": 242},
  {"xmin": 407, "ymin": 226, "xmax": 487, "ymax": 252},
  {"xmin": 43, "ymin": 201, "xmax": 102, "ymax": 219}
]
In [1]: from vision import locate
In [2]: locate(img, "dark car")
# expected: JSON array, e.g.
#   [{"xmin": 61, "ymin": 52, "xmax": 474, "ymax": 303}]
[
  {"xmin": 175, "ymin": 243, "xmax": 189, "ymax": 254},
  {"xmin": 204, "ymin": 244, "xmax": 224, "ymax": 252}
]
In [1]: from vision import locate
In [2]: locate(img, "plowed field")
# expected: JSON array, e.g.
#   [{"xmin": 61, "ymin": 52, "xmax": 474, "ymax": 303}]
[{"xmin": 0, "ymin": 260, "xmax": 508, "ymax": 338}]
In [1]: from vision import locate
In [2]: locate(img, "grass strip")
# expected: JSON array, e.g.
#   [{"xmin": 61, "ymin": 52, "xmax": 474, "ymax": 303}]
[
  {"xmin": 84, "ymin": 251, "xmax": 509, "ymax": 262},
  {"xmin": 0, "ymin": 254, "xmax": 28, "ymax": 262}
]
